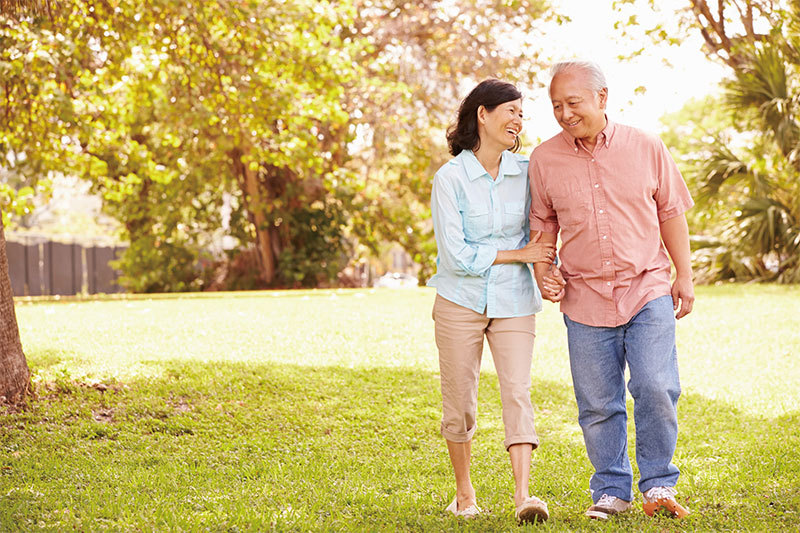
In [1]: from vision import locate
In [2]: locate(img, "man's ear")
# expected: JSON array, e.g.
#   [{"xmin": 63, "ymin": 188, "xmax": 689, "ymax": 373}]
[{"xmin": 598, "ymin": 88, "xmax": 608, "ymax": 110}]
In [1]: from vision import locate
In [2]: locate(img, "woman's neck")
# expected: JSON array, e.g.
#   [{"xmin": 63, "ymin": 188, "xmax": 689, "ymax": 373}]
[{"xmin": 473, "ymin": 145, "xmax": 504, "ymax": 180}]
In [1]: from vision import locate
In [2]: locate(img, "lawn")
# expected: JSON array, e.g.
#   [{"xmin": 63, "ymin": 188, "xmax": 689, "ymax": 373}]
[{"xmin": 1, "ymin": 285, "xmax": 799, "ymax": 531}]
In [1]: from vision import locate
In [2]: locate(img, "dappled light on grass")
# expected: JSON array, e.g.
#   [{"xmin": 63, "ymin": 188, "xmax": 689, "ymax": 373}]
[{"xmin": 4, "ymin": 285, "xmax": 800, "ymax": 530}]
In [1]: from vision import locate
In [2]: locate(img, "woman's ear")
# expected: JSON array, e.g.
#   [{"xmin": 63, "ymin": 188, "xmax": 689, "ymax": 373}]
[{"xmin": 476, "ymin": 105, "xmax": 486, "ymax": 125}]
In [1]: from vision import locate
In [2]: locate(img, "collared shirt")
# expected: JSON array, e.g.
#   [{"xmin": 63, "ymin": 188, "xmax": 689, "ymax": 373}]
[
  {"xmin": 427, "ymin": 149, "xmax": 543, "ymax": 318},
  {"xmin": 529, "ymin": 119, "xmax": 694, "ymax": 327}
]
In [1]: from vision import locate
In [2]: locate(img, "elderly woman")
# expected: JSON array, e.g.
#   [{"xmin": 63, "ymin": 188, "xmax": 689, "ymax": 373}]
[{"xmin": 428, "ymin": 79, "xmax": 564, "ymax": 523}]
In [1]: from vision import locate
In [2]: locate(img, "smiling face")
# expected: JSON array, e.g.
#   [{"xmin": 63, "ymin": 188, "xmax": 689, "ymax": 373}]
[
  {"xmin": 549, "ymin": 69, "xmax": 607, "ymax": 144},
  {"xmin": 477, "ymin": 98, "xmax": 523, "ymax": 152}
]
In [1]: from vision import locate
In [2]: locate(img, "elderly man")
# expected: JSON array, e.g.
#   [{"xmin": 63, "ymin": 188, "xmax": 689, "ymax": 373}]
[{"xmin": 529, "ymin": 60, "xmax": 694, "ymax": 520}]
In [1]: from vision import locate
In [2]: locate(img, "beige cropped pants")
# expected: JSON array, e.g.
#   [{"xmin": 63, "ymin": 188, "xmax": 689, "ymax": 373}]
[{"xmin": 432, "ymin": 294, "xmax": 539, "ymax": 450}]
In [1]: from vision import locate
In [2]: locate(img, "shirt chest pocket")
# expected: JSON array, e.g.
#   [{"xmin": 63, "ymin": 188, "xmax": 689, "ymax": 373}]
[
  {"xmin": 462, "ymin": 206, "xmax": 490, "ymax": 240},
  {"xmin": 503, "ymin": 201, "xmax": 526, "ymax": 232},
  {"xmin": 550, "ymin": 184, "xmax": 590, "ymax": 227}
]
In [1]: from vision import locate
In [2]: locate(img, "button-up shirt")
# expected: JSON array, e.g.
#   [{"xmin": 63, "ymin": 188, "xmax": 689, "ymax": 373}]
[
  {"xmin": 529, "ymin": 120, "xmax": 693, "ymax": 327},
  {"xmin": 427, "ymin": 149, "xmax": 543, "ymax": 318}
]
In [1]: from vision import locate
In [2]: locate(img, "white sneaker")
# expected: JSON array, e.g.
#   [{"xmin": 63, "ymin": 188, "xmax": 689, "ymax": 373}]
[
  {"xmin": 445, "ymin": 497, "xmax": 481, "ymax": 518},
  {"xmin": 585, "ymin": 493, "xmax": 632, "ymax": 520},
  {"xmin": 515, "ymin": 495, "xmax": 549, "ymax": 523}
]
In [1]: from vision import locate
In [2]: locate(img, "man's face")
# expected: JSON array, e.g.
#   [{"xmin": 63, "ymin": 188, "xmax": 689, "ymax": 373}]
[{"xmin": 549, "ymin": 69, "xmax": 607, "ymax": 142}]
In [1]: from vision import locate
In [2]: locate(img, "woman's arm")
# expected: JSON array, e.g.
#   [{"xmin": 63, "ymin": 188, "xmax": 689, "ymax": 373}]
[
  {"xmin": 432, "ymin": 173, "xmax": 554, "ymax": 274},
  {"xmin": 494, "ymin": 231, "xmax": 555, "ymax": 265},
  {"xmin": 431, "ymin": 173, "xmax": 497, "ymax": 276}
]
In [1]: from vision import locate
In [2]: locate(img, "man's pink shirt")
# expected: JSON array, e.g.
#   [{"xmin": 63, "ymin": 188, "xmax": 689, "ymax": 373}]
[{"xmin": 529, "ymin": 120, "xmax": 694, "ymax": 327}]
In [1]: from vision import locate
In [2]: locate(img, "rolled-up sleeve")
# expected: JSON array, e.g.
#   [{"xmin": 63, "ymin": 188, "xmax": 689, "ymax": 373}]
[
  {"xmin": 431, "ymin": 172, "xmax": 497, "ymax": 277},
  {"xmin": 528, "ymin": 156, "xmax": 559, "ymax": 233},
  {"xmin": 654, "ymin": 139, "xmax": 694, "ymax": 222}
]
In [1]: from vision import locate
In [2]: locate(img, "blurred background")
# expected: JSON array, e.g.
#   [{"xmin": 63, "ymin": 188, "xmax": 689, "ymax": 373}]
[{"xmin": 1, "ymin": 0, "xmax": 797, "ymax": 295}]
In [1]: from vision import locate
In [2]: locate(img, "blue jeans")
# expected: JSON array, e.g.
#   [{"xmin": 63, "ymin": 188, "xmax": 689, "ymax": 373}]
[{"xmin": 564, "ymin": 295, "xmax": 681, "ymax": 503}]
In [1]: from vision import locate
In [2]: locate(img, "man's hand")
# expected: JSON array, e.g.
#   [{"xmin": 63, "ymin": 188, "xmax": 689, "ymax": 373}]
[
  {"xmin": 671, "ymin": 275, "xmax": 694, "ymax": 319},
  {"xmin": 541, "ymin": 264, "xmax": 566, "ymax": 302}
]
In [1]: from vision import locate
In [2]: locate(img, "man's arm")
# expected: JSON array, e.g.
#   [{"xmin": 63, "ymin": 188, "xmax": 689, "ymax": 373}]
[
  {"xmin": 660, "ymin": 214, "xmax": 694, "ymax": 319},
  {"xmin": 530, "ymin": 231, "xmax": 564, "ymax": 302}
]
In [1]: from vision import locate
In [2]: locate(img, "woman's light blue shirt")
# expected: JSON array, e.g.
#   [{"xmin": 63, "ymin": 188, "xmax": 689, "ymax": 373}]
[{"xmin": 427, "ymin": 150, "xmax": 543, "ymax": 318}]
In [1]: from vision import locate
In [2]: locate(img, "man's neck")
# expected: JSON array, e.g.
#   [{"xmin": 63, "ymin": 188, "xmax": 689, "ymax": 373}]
[{"xmin": 578, "ymin": 117, "xmax": 608, "ymax": 153}]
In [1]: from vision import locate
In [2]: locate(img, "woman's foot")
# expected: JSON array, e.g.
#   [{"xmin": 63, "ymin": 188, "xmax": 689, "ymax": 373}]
[
  {"xmin": 515, "ymin": 495, "xmax": 549, "ymax": 523},
  {"xmin": 445, "ymin": 497, "xmax": 481, "ymax": 518}
]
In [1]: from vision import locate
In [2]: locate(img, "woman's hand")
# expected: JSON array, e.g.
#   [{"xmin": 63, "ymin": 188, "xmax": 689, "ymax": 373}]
[
  {"xmin": 541, "ymin": 264, "xmax": 566, "ymax": 302},
  {"xmin": 516, "ymin": 239, "xmax": 556, "ymax": 264}
]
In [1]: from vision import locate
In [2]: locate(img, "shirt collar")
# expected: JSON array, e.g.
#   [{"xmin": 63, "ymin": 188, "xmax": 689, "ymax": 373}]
[
  {"xmin": 559, "ymin": 115, "xmax": 616, "ymax": 151},
  {"xmin": 461, "ymin": 150, "xmax": 523, "ymax": 181}
]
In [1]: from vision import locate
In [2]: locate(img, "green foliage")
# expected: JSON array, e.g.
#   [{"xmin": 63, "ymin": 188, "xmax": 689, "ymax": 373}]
[
  {"xmin": 656, "ymin": 2, "xmax": 800, "ymax": 283},
  {"xmin": 274, "ymin": 198, "xmax": 351, "ymax": 287},
  {"xmin": 1, "ymin": 0, "xmax": 556, "ymax": 290},
  {"xmin": 113, "ymin": 236, "xmax": 203, "ymax": 293}
]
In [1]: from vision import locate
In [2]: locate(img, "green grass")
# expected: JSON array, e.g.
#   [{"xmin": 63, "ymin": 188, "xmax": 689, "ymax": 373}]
[{"xmin": 2, "ymin": 285, "xmax": 799, "ymax": 531}]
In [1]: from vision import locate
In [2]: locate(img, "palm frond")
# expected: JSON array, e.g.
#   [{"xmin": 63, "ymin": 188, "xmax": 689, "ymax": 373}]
[
  {"xmin": 725, "ymin": 43, "xmax": 800, "ymax": 158},
  {"xmin": 736, "ymin": 196, "xmax": 796, "ymax": 255},
  {"xmin": 694, "ymin": 142, "xmax": 752, "ymax": 200}
]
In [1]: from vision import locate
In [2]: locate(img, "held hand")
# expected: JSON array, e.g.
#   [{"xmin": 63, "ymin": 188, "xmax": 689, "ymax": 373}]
[
  {"xmin": 671, "ymin": 275, "xmax": 695, "ymax": 319},
  {"xmin": 542, "ymin": 264, "xmax": 566, "ymax": 302},
  {"xmin": 518, "ymin": 239, "xmax": 555, "ymax": 264}
]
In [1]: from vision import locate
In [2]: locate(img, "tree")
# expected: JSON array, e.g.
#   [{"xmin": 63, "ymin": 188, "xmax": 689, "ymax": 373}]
[
  {"xmin": 622, "ymin": 0, "xmax": 800, "ymax": 282},
  {"xmin": 305, "ymin": 0, "xmax": 554, "ymax": 283},
  {"xmin": 2, "ymin": 1, "xmax": 555, "ymax": 291},
  {"xmin": 3, "ymin": 0, "xmax": 366, "ymax": 289},
  {"xmin": 0, "ymin": 0, "xmax": 44, "ymax": 407},
  {"xmin": 0, "ymin": 216, "xmax": 29, "ymax": 405}
]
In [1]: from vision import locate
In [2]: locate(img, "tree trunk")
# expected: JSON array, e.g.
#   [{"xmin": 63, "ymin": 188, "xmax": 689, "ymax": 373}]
[
  {"xmin": 0, "ymin": 216, "xmax": 30, "ymax": 405},
  {"xmin": 232, "ymin": 147, "xmax": 275, "ymax": 284}
]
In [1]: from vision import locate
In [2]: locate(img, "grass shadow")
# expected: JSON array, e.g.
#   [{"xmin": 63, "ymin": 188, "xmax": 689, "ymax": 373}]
[{"xmin": 0, "ymin": 359, "xmax": 797, "ymax": 531}]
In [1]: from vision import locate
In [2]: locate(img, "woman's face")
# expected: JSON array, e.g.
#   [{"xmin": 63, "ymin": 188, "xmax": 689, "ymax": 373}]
[{"xmin": 478, "ymin": 98, "xmax": 523, "ymax": 151}]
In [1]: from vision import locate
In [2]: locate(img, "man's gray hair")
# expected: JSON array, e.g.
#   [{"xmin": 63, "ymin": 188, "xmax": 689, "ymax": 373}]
[{"xmin": 550, "ymin": 60, "xmax": 607, "ymax": 92}]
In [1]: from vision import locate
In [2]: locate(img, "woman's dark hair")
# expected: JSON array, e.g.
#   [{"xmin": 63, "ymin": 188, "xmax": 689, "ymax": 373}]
[{"xmin": 446, "ymin": 79, "xmax": 522, "ymax": 156}]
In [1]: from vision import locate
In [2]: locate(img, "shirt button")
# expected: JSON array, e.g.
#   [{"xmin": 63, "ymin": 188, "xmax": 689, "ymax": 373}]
[
  {"xmin": 602, "ymin": 235, "xmax": 607, "ymax": 239},
  {"xmin": 594, "ymin": 184, "xmax": 599, "ymax": 188},
  {"xmin": 598, "ymin": 209, "xmax": 604, "ymax": 214},
  {"xmin": 591, "ymin": 159, "xmax": 595, "ymax": 162},
  {"xmin": 606, "ymin": 282, "xmax": 611, "ymax": 286},
  {"xmin": 605, "ymin": 261, "xmax": 610, "ymax": 265}
]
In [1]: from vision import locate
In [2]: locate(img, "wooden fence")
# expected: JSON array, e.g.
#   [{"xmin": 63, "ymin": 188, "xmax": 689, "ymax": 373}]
[{"xmin": 5, "ymin": 236, "xmax": 126, "ymax": 296}]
